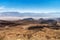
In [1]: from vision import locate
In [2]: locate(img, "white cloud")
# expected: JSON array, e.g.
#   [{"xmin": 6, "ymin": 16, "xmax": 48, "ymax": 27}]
[
  {"xmin": 0, "ymin": 6, "xmax": 60, "ymax": 13},
  {"xmin": 0, "ymin": 6, "xmax": 5, "ymax": 11},
  {"xmin": 0, "ymin": 6, "xmax": 5, "ymax": 9}
]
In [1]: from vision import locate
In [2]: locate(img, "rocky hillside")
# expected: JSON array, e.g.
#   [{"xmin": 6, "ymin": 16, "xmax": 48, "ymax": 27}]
[{"xmin": 0, "ymin": 18, "xmax": 59, "ymax": 40}]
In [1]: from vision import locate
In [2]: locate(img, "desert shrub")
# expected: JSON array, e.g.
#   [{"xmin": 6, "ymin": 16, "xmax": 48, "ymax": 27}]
[{"xmin": 28, "ymin": 26, "xmax": 44, "ymax": 30}]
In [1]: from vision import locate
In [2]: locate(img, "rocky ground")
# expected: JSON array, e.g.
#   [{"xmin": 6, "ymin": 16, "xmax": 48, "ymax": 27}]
[
  {"xmin": 0, "ymin": 19, "xmax": 60, "ymax": 40},
  {"xmin": 0, "ymin": 25, "xmax": 59, "ymax": 40}
]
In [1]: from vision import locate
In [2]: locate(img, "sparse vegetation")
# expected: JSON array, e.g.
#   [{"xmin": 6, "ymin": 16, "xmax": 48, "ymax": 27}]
[{"xmin": 0, "ymin": 18, "xmax": 60, "ymax": 40}]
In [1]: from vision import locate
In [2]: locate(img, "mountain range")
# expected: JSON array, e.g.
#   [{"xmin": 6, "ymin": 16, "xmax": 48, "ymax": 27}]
[
  {"xmin": 0, "ymin": 12, "xmax": 60, "ymax": 17},
  {"xmin": 0, "ymin": 12, "xmax": 60, "ymax": 20}
]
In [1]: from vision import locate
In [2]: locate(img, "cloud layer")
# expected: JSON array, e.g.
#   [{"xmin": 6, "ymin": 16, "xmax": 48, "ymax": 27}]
[{"xmin": 0, "ymin": 6, "xmax": 60, "ymax": 13}]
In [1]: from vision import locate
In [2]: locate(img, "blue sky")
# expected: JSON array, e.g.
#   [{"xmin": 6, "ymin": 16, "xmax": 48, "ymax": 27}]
[{"xmin": 0, "ymin": 0, "xmax": 60, "ymax": 13}]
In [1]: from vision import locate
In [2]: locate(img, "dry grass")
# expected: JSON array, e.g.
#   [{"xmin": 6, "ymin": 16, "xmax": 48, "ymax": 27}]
[{"xmin": 0, "ymin": 25, "xmax": 59, "ymax": 40}]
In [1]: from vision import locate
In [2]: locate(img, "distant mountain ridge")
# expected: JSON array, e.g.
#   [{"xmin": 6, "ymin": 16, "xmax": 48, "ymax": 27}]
[{"xmin": 0, "ymin": 12, "xmax": 60, "ymax": 18}]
